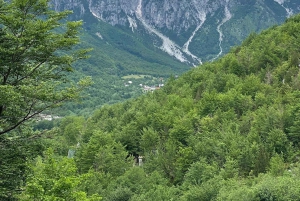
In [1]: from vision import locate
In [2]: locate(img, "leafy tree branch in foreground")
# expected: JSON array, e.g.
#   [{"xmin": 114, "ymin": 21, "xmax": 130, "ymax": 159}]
[{"xmin": 0, "ymin": 0, "xmax": 92, "ymax": 135}]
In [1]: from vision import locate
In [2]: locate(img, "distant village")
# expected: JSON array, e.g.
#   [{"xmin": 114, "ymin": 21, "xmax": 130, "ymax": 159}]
[
  {"xmin": 123, "ymin": 79, "xmax": 164, "ymax": 93},
  {"xmin": 141, "ymin": 84, "xmax": 164, "ymax": 93},
  {"xmin": 37, "ymin": 114, "xmax": 61, "ymax": 121}
]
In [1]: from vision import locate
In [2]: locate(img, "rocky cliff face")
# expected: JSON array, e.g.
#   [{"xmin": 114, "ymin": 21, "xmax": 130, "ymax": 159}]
[{"xmin": 51, "ymin": 0, "xmax": 300, "ymax": 64}]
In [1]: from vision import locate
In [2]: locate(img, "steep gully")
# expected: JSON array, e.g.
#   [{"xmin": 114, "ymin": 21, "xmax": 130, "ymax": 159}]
[
  {"xmin": 134, "ymin": 0, "xmax": 216, "ymax": 66},
  {"xmin": 135, "ymin": 0, "xmax": 188, "ymax": 63},
  {"xmin": 135, "ymin": 0, "xmax": 201, "ymax": 65},
  {"xmin": 182, "ymin": 0, "xmax": 207, "ymax": 65},
  {"xmin": 211, "ymin": 2, "xmax": 232, "ymax": 62},
  {"xmin": 273, "ymin": 0, "xmax": 293, "ymax": 17}
]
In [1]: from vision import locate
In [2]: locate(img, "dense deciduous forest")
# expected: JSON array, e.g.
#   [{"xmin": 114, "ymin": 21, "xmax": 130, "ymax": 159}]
[{"xmin": 2, "ymin": 0, "xmax": 300, "ymax": 200}]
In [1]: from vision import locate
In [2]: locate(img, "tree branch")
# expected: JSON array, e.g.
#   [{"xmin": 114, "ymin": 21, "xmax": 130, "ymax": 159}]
[
  {"xmin": 12, "ymin": 60, "xmax": 47, "ymax": 86},
  {"xmin": 0, "ymin": 96, "xmax": 70, "ymax": 135}
]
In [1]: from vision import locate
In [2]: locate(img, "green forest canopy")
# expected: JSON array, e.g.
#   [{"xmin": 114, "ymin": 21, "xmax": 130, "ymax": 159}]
[{"xmin": 2, "ymin": 5, "xmax": 300, "ymax": 201}]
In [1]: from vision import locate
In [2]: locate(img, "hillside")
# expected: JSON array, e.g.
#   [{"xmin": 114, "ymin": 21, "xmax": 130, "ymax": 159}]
[
  {"xmin": 15, "ymin": 14, "xmax": 300, "ymax": 200},
  {"xmin": 58, "ymin": 20, "xmax": 189, "ymax": 116},
  {"xmin": 52, "ymin": 0, "xmax": 300, "ymax": 115},
  {"xmin": 54, "ymin": 0, "xmax": 300, "ymax": 63}
]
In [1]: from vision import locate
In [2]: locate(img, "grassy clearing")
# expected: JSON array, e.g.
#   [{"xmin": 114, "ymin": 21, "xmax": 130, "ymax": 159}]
[{"xmin": 122, "ymin": 74, "xmax": 149, "ymax": 79}]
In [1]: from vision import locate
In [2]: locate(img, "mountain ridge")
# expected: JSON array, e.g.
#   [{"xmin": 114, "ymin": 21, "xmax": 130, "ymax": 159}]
[{"xmin": 52, "ymin": 0, "xmax": 300, "ymax": 64}]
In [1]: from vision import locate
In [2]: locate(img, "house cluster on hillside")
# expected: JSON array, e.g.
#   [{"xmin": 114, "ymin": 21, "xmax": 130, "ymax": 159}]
[
  {"xmin": 123, "ymin": 79, "xmax": 164, "ymax": 92},
  {"xmin": 124, "ymin": 78, "xmax": 164, "ymax": 93},
  {"xmin": 142, "ymin": 84, "xmax": 164, "ymax": 93},
  {"xmin": 37, "ymin": 114, "xmax": 61, "ymax": 121}
]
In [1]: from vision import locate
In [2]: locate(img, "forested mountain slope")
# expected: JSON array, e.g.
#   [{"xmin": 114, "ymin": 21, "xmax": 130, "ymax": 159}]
[{"xmin": 15, "ymin": 14, "xmax": 300, "ymax": 200}]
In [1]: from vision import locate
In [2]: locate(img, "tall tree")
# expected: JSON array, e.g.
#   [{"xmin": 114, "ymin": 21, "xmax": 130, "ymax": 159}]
[{"xmin": 0, "ymin": 0, "xmax": 91, "ymax": 135}]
